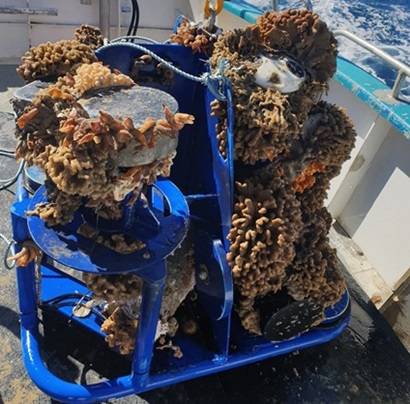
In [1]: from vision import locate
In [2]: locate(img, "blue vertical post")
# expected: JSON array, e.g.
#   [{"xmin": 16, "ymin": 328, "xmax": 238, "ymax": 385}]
[
  {"xmin": 131, "ymin": 260, "xmax": 167, "ymax": 387},
  {"xmin": 10, "ymin": 176, "xmax": 38, "ymax": 330}
]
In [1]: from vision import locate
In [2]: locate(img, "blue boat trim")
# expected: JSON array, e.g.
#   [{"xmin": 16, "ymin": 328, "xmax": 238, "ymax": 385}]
[
  {"xmin": 224, "ymin": 1, "xmax": 260, "ymax": 23},
  {"xmin": 335, "ymin": 57, "xmax": 410, "ymax": 139},
  {"xmin": 222, "ymin": 1, "xmax": 410, "ymax": 139}
]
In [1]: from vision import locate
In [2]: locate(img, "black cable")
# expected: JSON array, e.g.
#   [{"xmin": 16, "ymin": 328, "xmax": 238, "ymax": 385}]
[
  {"xmin": 127, "ymin": 0, "xmax": 136, "ymax": 36},
  {"xmin": 0, "ymin": 151, "xmax": 15, "ymax": 157},
  {"xmin": 0, "ymin": 147, "xmax": 15, "ymax": 154},
  {"xmin": 0, "ymin": 160, "xmax": 24, "ymax": 191},
  {"xmin": 41, "ymin": 292, "xmax": 92, "ymax": 305},
  {"xmin": 0, "ymin": 233, "xmax": 15, "ymax": 270},
  {"xmin": 41, "ymin": 301, "xmax": 107, "ymax": 321},
  {"xmin": 131, "ymin": 0, "xmax": 140, "ymax": 38},
  {"xmin": 127, "ymin": 0, "xmax": 136, "ymax": 40}
]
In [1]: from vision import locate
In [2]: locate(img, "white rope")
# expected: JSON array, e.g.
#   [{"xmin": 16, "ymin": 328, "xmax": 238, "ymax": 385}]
[{"xmin": 99, "ymin": 42, "xmax": 228, "ymax": 100}]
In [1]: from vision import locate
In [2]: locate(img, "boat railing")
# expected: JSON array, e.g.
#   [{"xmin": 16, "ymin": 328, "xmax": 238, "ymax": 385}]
[
  {"xmin": 0, "ymin": 6, "xmax": 57, "ymax": 16},
  {"xmin": 333, "ymin": 29, "xmax": 410, "ymax": 99},
  {"xmin": 270, "ymin": 0, "xmax": 312, "ymax": 11}
]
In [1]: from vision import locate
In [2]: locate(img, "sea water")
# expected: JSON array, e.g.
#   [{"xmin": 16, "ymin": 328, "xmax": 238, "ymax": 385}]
[{"xmin": 237, "ymin": 0, "xmax": 410, "ymax": 101}]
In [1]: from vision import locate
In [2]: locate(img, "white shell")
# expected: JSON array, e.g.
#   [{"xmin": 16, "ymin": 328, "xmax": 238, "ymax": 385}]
[{"xmin": 254, "ymin": 55, "xmax": 306, "ymax": 93}]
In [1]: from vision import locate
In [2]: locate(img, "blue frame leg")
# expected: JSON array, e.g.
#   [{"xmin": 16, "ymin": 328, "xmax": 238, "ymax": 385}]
[{"xmin": 132, "ymin": 260, "xmax": 167, "ymax": 387}]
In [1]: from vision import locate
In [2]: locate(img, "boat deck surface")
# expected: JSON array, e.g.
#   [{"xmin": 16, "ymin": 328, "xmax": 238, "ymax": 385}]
[{"xmin": 1, "ymin": 65, "xmax": 410, "ymax": 404}]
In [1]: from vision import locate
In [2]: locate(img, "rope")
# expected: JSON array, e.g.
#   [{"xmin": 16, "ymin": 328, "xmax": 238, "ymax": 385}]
[
  {"xmin": 111, "ymin": 35, "xmax": 160, "ymax": 44},
  {"xmin": 100, "ymin": 42, "xmax": 228, "ymax": 100}
]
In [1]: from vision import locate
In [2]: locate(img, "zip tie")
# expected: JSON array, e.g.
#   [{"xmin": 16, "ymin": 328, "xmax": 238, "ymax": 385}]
[
  {"xmin": 203, "ymin": 57, "xmax": 229, "ymax": 101},
  {"xmin": 202, "ymin": 72, "xmax": 226, "ymax": 101}
]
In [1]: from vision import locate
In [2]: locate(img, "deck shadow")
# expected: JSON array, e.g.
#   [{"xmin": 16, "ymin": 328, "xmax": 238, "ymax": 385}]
[{"xmin": 0, "ymin": 304, "xmax": 20, "ymax": 339}]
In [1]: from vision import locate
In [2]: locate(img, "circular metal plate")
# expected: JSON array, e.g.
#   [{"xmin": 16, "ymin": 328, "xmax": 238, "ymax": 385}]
[
  {"xmin": 79, "ymin": 86, "xmax": 179, "ymax": 167},
  {"xmin": 13, "ymin": 80, "xmax": 50, "ymax": 103},
  {"xmin": 27, "ymin": 179, "xmax": 189, "ymax": 274}
]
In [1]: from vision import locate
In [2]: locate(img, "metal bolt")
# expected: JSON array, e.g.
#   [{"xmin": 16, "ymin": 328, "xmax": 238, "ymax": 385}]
[{"xmin": 198, "ymin": 264, "xmax": 210, "ymax": 284}]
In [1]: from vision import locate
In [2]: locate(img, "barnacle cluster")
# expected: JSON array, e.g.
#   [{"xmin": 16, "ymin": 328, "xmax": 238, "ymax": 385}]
[
  {"xmin": 83, "ymin": 273, "xmax": 143, "ymax": 303},
  {"xmin": 227, "ymin": 166, "xmax": 303, "ymax": 334},
  {"xmin": 130, "ymin": 55, "xmax": 175, "ymax": 87},
  {"xmin": 16, "ymin": 62, "xmax": 194, "ymax": 226},
  {"xmin": 210, "ymin": 9, "xmax": 337, "ymax": 164},
  {"xmin": 25, "ymin": 184, "xmax": 82, "ymax": 227},
  {"xmin": 7, "ymin": 240, "xmax": 42, "ymax": 268},
  {"xmin": 83, "ymin": 249, "xmax": 195, "ymax": 355},
  {"xmin": 285, "ymin": 208, "xmax": 345, "ymax": 306},
  {"xmin": 73, "ymin": 24, "xmax": 104, "ymax": 50},
  {"xmin": 209, "ymin": 10, "xmax": 356, "ymax": 334},
  {"xmin": 101, "ymin": 306, "xmax": 139, "ymax": 354},
  {"xmin": 17, "ymin": 39, "xmax": 98, "ymax": 83},
  {"xmin": 55, "ymin": 62, "xmax": 134, "ymax": 97},
  {"xmin": 210, "ymin": 99, "xmax": 229, "ymax": 157},
  {"xmin": 257, "ymin": 9, "xmax": 338, "ymax": 83},
  {"xmin": 15, "ymin": 87, "xmax": 77, "ymax": 165},
  {"xmin": 77, "ymin": 223, "xmax": 146, "ymax": 254},
  {"xmin": 227, "ymin": 167, "xmax": 302, "ymax": 298},
  {"xmin": 210, "ymin": 26, "xmax": 299, "ymax": 164},
  {"xmin": 169, "ymin": 17, "xmax": 216, "ymax": 56},
  {"xmin": 17, "ymin": 25, "xmax": 103, "ymax": 83}
]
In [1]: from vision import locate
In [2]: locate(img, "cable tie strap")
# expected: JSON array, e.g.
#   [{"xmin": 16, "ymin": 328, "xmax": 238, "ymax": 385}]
[
  {"xmin": 201, "ymin": 57, "xmax": 229, "ymax": 101},
  {"xmin": 202, "ymin": 72, "xmax": 226, "ymax": 101}
]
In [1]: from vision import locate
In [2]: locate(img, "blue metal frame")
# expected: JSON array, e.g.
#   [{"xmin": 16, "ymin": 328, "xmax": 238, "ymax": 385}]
[{"xmin": 10, "ymin": 43, "xmax": 351, "ymax": 403}]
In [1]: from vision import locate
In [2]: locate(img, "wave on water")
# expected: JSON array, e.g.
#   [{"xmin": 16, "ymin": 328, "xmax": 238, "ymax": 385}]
[{"xmin": 238, "ymin": 0, "xmax": 410, "ymax": 101}]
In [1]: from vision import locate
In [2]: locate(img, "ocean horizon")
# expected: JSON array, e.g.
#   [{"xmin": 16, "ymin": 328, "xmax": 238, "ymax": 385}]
[{"xmin": 238, "ymin": 0, "xmax": 410, "ymax": 101}]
